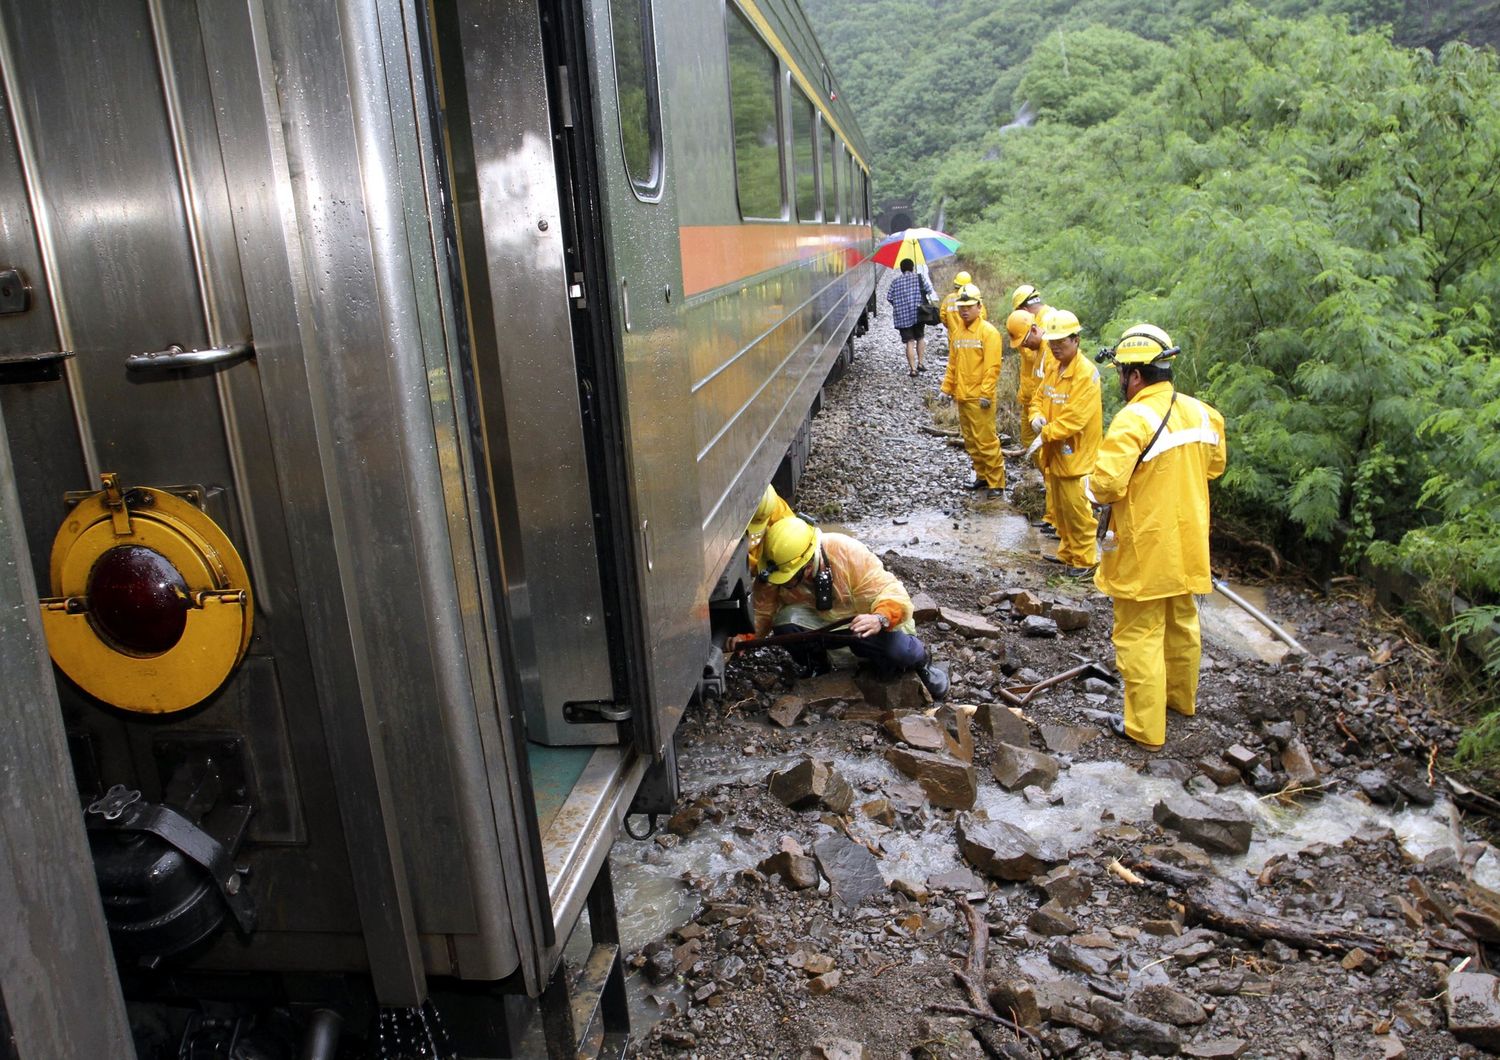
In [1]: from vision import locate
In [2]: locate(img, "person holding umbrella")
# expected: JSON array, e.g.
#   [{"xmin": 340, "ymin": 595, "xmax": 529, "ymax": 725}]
[
  {"xmin": 874, "ymin": 228, "xmax": 961, "ymax": 377},
  {"xmin": 884, "ymin": 257, "xmax": 937, "ymax": 376}
]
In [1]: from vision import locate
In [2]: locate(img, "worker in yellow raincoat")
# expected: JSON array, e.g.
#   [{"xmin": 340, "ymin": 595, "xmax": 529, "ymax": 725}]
[
  {"xmin": 745, "ymin": 484, "xmax": 794, "ymax": 571},
  {"xmin": 1086, "ymin": 324, "xmax": 1227, "ymax": 749},
  {"xmin": 734, "ymin": 517, "xmax": 949, "ymax": 698},
  {"xmin": 939, "ymin": 270, "xmax": 985, "ymax": 332},
  {"xmin": 1011, "ymin": 283, "xmax": 1049, "ymax": 318},
  {"xmin": 1026, "ymin": 309, "xmax": 1101, "ymax": 574},
  {"xmin": 1011, "ymin": 287, "xmax": 1056, "ymax": 526},
  {"xmin": 1007, "ymin": 309, "xmax": 1046, "ymax": 448},
  {"xmin": 939, "ymin": 284, "xmax": 1005, "ymax": 493}
]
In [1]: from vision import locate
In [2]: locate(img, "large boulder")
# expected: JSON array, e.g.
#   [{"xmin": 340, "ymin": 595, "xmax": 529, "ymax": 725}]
[
  {"xmin": 991, "ymin": 744, "xmax": 1060, "ymax": 791},
  {"xmin": 1152, "ymin": 793, "xmax": 1254, "ymax": 855},
  {"xmin": 768, "ymin": 757, "xmax": 853, "ymax": 814},
  {"xmin": 882, "ymin": 711, "xmax": 947, "ymax": 752},
  {"xmin": 856, "ymin": 670, "xmax": 930, "ymax": 712},
  {"xmin": 957, "ymin": 815, "xmax": 1062, "ymax": 881},
  {"xmin": 977, "ymin": 703, "xmax": 1031, "ymax": 747},
  {"xmin": 813, "ymin": 834, "xmax": 884, "ymax": 911},
  {"xmin": 885, "ymin": 747, "xmax": 977, "ymax": 810}
]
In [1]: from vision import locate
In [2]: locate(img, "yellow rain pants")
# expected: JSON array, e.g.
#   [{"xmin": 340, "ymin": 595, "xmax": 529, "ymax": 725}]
[
  {"xmin": 957, "ymin": 400, "xmax": 1005, "ymax": 489},
  {"xmin": 1050, "ymin": 474, "xmax": 1096, "ymax": 568},
  {"xmin": 1112, "ymin": 594, "xmax": 1201, "ymax": 748}
]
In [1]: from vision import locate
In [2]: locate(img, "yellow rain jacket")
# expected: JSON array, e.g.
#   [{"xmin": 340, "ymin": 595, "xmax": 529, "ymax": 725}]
[
  {"xmin": 940, "ymin": 290, "xmax": 987, "ymax": 332},
  {"xmin": 940, "ymin": 318, "xmax": 1004, "ymax": 403},
  {"xmin": 1015, "ymin": 303, "xmax": 1053, "ymax": 411},
  {"xmin": 746, "ymin": 491, "xmax": 795, "ymax": 570},
  {"xmin": 1028, "ymin": 353, "xmax": 1101, "ymax": 478},
  {"xmin": 1089, "ymin": 382, "xmax": 1227, "ymax": 600},
  {"xmin": 752, "ymin": 531, "xmax": 915, "ymax": 636}
]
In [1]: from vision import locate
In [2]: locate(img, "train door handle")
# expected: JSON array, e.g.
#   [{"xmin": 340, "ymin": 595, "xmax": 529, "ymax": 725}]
[{"xmin": 127, "ymin": 343, "xmax": 254, "ymax": 371}]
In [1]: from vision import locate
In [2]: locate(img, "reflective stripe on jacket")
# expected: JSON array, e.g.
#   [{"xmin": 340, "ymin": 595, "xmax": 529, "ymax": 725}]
[
  {"xmin": 1089, "ymin": 382, "xmax": 1228, "ymax": 601},
  {"xmin": 751, "ymin": 531, "xmax": 915, "ymax": 637},
  {"xmin": 1028, "ymin": 354, "xmax": 1102, "ymax": 478},
  {"xmin": 941, "ymin": 318, "xmax": 1004, "ymax": 402}
]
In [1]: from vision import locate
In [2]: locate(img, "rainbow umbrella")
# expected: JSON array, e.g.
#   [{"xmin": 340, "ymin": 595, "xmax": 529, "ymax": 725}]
[{"xmin": 871, "ymin": 227, "xmax": 961, "ymax": 269}]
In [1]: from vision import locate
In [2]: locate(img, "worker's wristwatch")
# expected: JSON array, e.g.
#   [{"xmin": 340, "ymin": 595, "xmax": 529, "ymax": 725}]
[{"xmin": 875, "ymin": 613, "xmax": 890, "ymax": 630}]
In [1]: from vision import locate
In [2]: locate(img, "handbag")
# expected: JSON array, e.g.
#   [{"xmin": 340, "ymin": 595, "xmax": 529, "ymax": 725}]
[{"xmin": 916, "ymin": 300, "xmax": 940, "ymax": 326}]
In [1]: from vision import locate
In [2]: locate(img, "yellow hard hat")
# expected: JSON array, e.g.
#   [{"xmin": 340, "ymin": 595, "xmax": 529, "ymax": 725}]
[
  {"xmin": 762, "ymin": 517, "xmax": 818, "ymax": 585},
  {"xmin": 1005, "ymin": 309, "xmax": 1035, "ymax": 344},
  {"xmin": 952, "ymin": 270, "xmax": 973, "ymax": 288},
  {"xmin": 1040, "ymin": 308, "xmax": 1080, "ymax": 341},
  {"xmin": 747, "ymin": 484, "xmax": 781, "ymax": 536},
  {"xmin": 954, "ymin": 283, "xmax": 982, "ymax": 306},
  {"xmin": 1108, "ymin": 323, "xmax": 1180, "ymax": 365},
  {"xmin": 1011, "ymin": 284, "xmax": 1042, "ymax": 311}
]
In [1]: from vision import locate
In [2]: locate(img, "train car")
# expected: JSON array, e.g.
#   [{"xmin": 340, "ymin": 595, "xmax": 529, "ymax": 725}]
[{"xmin": 0, "ymin": 0, "xmax": 873, "ymax": 1056}]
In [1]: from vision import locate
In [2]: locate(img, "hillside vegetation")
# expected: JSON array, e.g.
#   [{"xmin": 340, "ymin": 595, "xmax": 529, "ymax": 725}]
[{"xmin": 805, "ymin": 0, "xmax": 1500, "ymax": 751}]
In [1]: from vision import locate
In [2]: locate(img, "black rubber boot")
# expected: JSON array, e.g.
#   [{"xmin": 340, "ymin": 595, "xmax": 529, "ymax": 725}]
[{"xmin": 917, "ymin": 660, "xmax": 950, "ymax": 701}]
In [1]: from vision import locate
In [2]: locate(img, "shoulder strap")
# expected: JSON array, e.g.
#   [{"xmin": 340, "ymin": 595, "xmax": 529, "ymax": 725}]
[{"xmin": 1134, "ymin": 389, "xmax": 1177, "ymax": 471}]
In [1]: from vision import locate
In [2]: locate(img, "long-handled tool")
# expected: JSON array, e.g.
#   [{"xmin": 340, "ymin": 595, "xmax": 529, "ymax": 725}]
[
  {"xmin": 996, "ymin": 660, "xmax": 1116, "ymax": 708},
  {"xmin": 726, "ymin": 617, "xmax": 858, "ymax": 654},
  {"xmin": 1211, "ymin": 578, "xmax": 1307, "ymax": 655}
]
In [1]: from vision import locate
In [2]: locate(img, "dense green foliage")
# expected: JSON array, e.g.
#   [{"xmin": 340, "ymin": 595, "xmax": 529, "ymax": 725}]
[{"xmin": 804, "ymin": 0, "xmax": 1500, "ymax": 737}]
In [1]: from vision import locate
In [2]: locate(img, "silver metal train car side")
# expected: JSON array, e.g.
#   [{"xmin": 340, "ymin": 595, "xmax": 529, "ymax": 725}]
[{"xmin": 0, "ymin": 0, "xmax": 873, "ymax": 1055}]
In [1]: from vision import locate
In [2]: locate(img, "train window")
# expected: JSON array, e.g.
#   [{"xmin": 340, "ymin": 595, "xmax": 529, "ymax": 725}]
[
  {"xmin": 862, "ymin": 171, "xmax": 872, "ymax": 225},
  {"xmin": 791, "ymin": 86, "xmax": 818, "ymax": 222},
  {"xmin": 846, "ymin": 148, "xmax": 857, "ymax": 224},
  {"xmin": 727, "ymin": 8, "xmax": 784, "ymax": 220},
  {"xmin": 823, "ymin": 123, "xmax": 838, "ymax": 222},
  {"xmin": 610, "ymin": 0, "xmax": 663, "ymax": 197}
]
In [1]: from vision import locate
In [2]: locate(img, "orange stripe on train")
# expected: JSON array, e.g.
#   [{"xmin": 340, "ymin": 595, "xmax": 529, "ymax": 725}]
[{"xmin": 680, "ymin": 224, "xmax": 873, "ymax": 298}]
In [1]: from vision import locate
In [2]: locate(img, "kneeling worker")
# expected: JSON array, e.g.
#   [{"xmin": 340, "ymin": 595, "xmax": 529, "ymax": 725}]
[
  {"xmin": 940, "ymin": 284, "xmax": 1005, "ymax": 493},
  {"xmin": 1088, "ymin": 324, "xmax": 1227, "ymax": 749},
  {"xmin": 745, "ymin": 483, "xmax": 794, "ymax": 571},
  {"xmin": 741, "ymin": 517, "xmax": 949, "ymax": 699}
]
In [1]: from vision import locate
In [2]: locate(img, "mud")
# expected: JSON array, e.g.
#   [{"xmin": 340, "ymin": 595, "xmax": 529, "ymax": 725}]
[{"xmin": 616, "ymin": 301, "xmax": 1496, "ymax": 1059}]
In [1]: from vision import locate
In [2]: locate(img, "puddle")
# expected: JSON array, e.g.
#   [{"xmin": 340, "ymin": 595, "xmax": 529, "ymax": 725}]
[
  {"xmin": 1199, "ymin": 584, "xmax": 1295, "ymax": 664},
  {"xmin": 834, "ymin": 509, "xmax": 1296, "ymax": 668},
  {"xmin": 832, "ymin": 506, "xmax": 1047, "ymax": 567}
]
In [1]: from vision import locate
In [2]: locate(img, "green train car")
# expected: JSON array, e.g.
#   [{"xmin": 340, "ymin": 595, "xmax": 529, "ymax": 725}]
[{"xmin": 0, "ymin": 0, "xmax": 873, "ymax": 1056}]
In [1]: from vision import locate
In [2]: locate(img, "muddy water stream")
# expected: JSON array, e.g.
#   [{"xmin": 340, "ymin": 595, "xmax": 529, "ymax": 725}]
[
  {"xmin": 609, "ymin": 505, "xmax": 1474, "ymax": 1039},
  {"xmin": 610, "ymin": 726, "xmax": 1498, "ymax": 1034}
]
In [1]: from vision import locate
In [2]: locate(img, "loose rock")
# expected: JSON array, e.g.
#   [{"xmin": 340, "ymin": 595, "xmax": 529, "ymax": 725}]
[
  {"xmin": 957, "ymin": 815, "xmax": 1063, "ymax": 881},
  {"xmin": 756, "ymin": 850, "xmax": 819, "ymax": 890},
  {"xmin": 1152, "ymin": 793, "xmax": 1254, "ymax": 855},
  {"xmin": 885, "ymin": 746, "xmax": 977, "ymax": 809},
  {"xmin": 1021, "ymin": 614, "xmax": 1059, "ymax": 638},
  {"xmin": 882, "ymin": 711, "xmax": 948, "ymax": 751},
  {"xmin": 768, "ymin": 694, "xmax": 808, "ymax": 728},
  {"xmin": 1132, "ymin": 984, "xmax": 1209, "ymax": 1026},
  {"xmin": 812, "ymin": 834, "xmax": 884, "ymax": 911},
  {"xmin": 991, "ymin": 744, "xmax": 1060, "ymax": 791},
  {"xmin": 1446, "ymin": 970, "xmax": 1500, "ymax": 1049},
  {"xmin": 940, "ymin": 606, "xmax": 1004, "ymax": 639},
  {"xmin": 768, "ymin": 757, "xmax": 854, "ymax": 814}
]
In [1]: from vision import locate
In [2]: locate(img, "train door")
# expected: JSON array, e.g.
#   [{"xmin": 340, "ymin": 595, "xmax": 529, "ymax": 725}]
[{"xmin": 545, "ymin": 0, "xmax": 700, "ymax": 767}]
